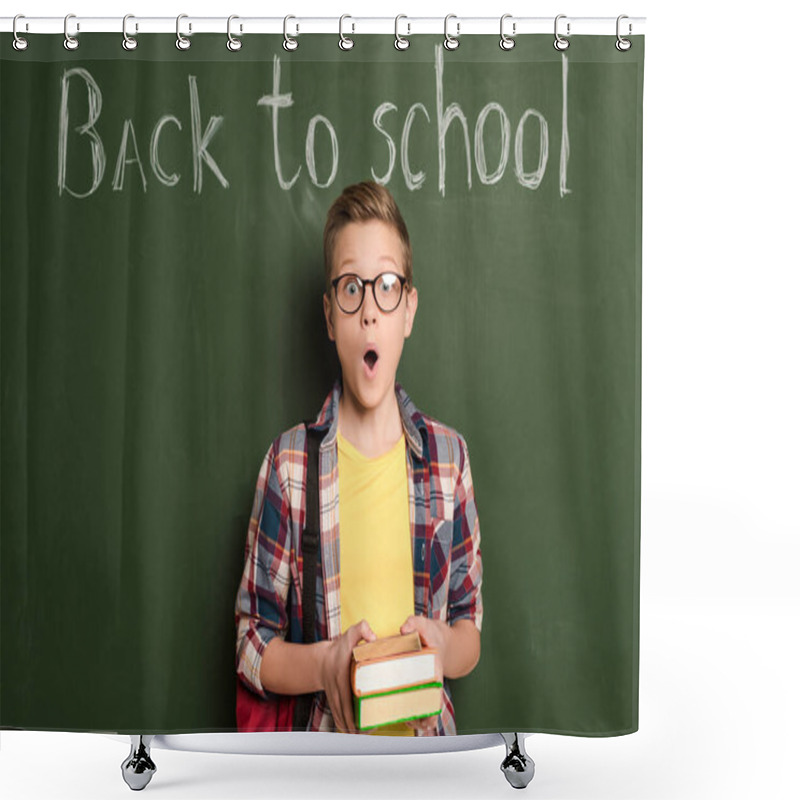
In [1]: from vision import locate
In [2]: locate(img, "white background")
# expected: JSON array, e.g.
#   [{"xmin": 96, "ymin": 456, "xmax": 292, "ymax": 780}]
[{"xmin": 2, "ymin": 1, "xmax": 799, "ymax": 798}]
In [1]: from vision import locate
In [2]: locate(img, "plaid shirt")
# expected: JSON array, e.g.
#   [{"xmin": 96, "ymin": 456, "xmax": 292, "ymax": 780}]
[{"xmin": 235, "ymin": 379, "xmax": 483, "ymax": 735}]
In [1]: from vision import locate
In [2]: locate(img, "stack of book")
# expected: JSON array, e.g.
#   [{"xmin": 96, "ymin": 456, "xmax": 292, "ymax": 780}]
[{"xmin": 350, "ymin": 631, "xmax": 443, "ymax": 731}]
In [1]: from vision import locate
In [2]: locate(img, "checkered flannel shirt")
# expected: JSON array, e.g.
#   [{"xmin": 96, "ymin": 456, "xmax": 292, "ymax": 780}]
[{"xmin": 235, "ymin": 379, "xmax": 483, "ymax": 734}]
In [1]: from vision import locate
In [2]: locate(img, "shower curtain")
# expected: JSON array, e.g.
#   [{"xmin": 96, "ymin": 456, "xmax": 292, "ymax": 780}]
[{"xmin": 0, "ymin": 29, "xmax": 644, "ymax": 737}]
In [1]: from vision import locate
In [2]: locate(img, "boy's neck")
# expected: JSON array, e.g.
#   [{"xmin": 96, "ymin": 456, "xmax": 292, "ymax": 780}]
[{"xmin": 338, "ymin": 381, "xmax": 404, "ymax": 458}]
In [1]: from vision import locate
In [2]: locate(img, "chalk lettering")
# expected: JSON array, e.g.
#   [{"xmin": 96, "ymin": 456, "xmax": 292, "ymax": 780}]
[
  {"xmin": 371, "ymin": 102, "xmax": 397, "ymax": 185},
  {"xmin": 560, "ymin": 52, "xmax": 572, "ymax": 198},
  {"xmin": 56, "ymin": 46, "xmax": 572, "ymax": 198},
  {"xmin": 150, "ymin": 116, "xmax": 182, "ymax": 187},
  {"xmin": 514, "ymin": 109, "xmax": 548, "ymax": 190},
  {"xmin": 435, "ymin": 45, "xmax": 472, "ymax": 197},
  {"xmin": 58, "ymin": 67, "xmax": 106, "ymax": 198},
  {"xmin": 257, "ymin": 56, "xmax": 301, "ymax": 190},
  {"xmin": 401, "ymin": 103, "xmax": 430, "ymax": 192},
  {"xmin": 112, "ymin": 120, "xmax": 147, "ymax": 192},
  {"xmin": 475, "ymin": 103, "xmax": 510, "ymax": 185},
  {"xmin": 188, "ymin": 76, "xmax": 228, "ymax": 192},
  {"xmin": 306, "ymin": 115, "xmax": 338, "ymax": 189}
]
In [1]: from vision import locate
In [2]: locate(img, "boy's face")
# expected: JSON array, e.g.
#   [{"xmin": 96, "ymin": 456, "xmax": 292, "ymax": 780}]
[{"xmin": 323, "ymin": 220, "xmax": 418, "ymax": 415}]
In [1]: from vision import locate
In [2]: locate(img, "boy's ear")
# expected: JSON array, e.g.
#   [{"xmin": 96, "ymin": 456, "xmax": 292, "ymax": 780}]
[
  {"xmin": 323, "ymin": 292, "xmax": 335, "ymax": 340},
  {"xmin": 404, "ymin": 286, "xmax": 418, "ymax": 338}
]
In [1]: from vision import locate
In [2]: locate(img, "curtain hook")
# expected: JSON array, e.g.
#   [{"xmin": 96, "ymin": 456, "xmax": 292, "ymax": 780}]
[
  {"xmin": 283, "ymin": 15, "xmax": 299, "ymax": 51},
  {"xmin": 444, "ymin": 14, "xmax": 460, "ymax": 51},
  {"xmin": 227, "ymin": 15, "xmax": 242, "ymax": 51},
  {"xmin": 12, "ymin": 14, "xmax": 28, "ymax": 51},
  {"xmin": 176, "ymin": 13, "xmax": 191, "ymax": 50},
  {"xmin": 616, "ymin": 15, "xmax": 632, "ymax": 51},
  {"xmin": 64, "ymin": 13, "xmax": 79, "ymax": 51},
  {"xmin": 554, "ymin": 14, "xmax": 570, "ymax": 51},
  {"xmin": 499, "ymin": 14, "xmax": 515, "ymax": 51},
  {"xmin": 122, "ymin": 15, "xmax": 138, "ymax": 51},
  {"xmin": 395, "ymin": 14, "xmax": 410, "ymax": 51},
  {"xmin": 339, "ymin": 14, "xmax": 354, "ymax": 50}
]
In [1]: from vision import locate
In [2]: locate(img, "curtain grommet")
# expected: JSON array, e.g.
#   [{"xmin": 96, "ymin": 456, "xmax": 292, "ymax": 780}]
[
  {"xmin": 554, "ymin": 14, "xmax": 570, "ymax": 51},
  {"xmin": 122, "ymin": 14, "xmax": 138, "ymax": 51},
  {"xmin": 394, "ymin": 15, "xmax": 410, "ymax": 51},
  {"xmin": 283, "ymin": 16, "xmax": 299, "ymax": 51},
  {"xmin": 227, "ymin": 15, "xmax": 242, "ymax": 52},
  {"xmin": 176, "ymin": 13, "xmax": 191, "ymax": 51},
  {"xmin": 64, "ymin": 13, "xmax": 79, "ymax": 51},
  {"xmin": 12, "ymin": 14, "xmax": 28, "ymax": 51},
  {"xmin": 499, "ymin": 14, "xmax": 515, "ymax": 51},
  {"xmin": 615, "ymin": 15, "xmax": 632, "ymax": 51},
  {"xmin": 339, "ymin": 14, "xmax": 354, "ymax": 50},
  {"xmin": 443, "ymin": 14, "xmax": 460, "ymax": 51}
]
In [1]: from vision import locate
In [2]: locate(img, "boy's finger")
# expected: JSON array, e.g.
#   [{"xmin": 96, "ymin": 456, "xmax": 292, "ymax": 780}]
[
  {"xmin": 352, "ymin": 619, "xmax": 375, "ymax": 645},
  {"xmin": 335, "ymin": 686, "xmax": 351, "ymax": 733},
  {"xmin": 330, "ymin": 691, "xmax": 343, "ymax": 732},
  {"xmin": 360, "ymin": 619, "xmax": 376, "ymax": 641},
  {"xmin": 340, "ymin": 701, "xmax": 354, "ymax": 734},
  {"xmin": 344, "ymin": 705, "xmax": 356, "ymax": 733},
  {"xmin": 341, "ymin": 679, "xmax": 356, "ymax": 733},
  {"xmin": 332, "ymin": 702, "xmax": 345, "ymax": 734},
  {"xmin": 400, "ymin": 616, "xmax": 416, "ymax": 634}
]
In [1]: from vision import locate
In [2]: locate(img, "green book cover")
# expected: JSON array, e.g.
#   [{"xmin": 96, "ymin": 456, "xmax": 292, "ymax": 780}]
[{"xmin": 355, "ymin": 681, "xmax": 444, "ymax": 731}]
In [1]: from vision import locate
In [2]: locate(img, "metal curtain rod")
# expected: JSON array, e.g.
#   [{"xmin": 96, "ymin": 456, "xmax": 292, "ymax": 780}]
[{"xmin": 1, "ymin": 15, "xmax": 646, "ymax": 36}]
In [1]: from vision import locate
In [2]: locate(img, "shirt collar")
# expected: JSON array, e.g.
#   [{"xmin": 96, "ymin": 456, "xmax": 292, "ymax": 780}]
[{"xmin": 308, "ymin": 377, "xmax": 426, "ymax": 463}]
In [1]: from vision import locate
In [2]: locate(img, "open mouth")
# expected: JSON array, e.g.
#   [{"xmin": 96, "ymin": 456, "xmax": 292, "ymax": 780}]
[{"xmin": 364, "ymin": 349, "xmax": 379, "ymax": 370}]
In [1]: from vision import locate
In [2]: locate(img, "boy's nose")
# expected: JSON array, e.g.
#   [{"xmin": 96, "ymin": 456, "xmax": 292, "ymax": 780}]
[{"xmin": 360, "ymin": 288, "xmax": 379, "ymax": 323}]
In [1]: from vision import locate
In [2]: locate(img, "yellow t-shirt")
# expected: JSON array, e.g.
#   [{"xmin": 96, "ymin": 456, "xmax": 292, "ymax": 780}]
[{"xmin": 337, "ymin": 428, "xmax": 415, "ymax": 736}]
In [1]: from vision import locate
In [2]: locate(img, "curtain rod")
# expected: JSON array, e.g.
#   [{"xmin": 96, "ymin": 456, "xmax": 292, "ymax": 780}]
[{"xmin": 1, "ymin": 16, "xmax": 646, "ymax": 37}]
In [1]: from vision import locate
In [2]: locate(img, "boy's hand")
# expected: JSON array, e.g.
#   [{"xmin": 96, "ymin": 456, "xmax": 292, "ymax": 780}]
[
  {"xmin": 399, "ymin": 615, "xmax": 449, "ymax": 734},
  {"xmin": 320, "ymin": 619, "xmax": 376, "ymax": 734}
]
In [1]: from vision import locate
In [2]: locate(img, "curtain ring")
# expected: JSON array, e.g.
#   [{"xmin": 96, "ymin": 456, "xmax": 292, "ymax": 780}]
[
  {"xmin": 12, "ymin": 14, "xmax": 28, "ymax": 51},
  {"xmin": 122, "ymin": 15, "xmax": 138, "ymax": 51},
  {"xmin": 553, "ymin": 14, "xmax": 569, "ymax": 51},
  {"xmin": 443, "ymin": 14, "xmax": 460, "ymax": 51},
  {"xmin": 339, "ymin": 14, "xmax": 354, "ymax": 50},
  {"xmin": 64, "ymin": 13, "xmax": 79, "ymax": 51},
  {"xmin": 616, "ymin": 15, "xmax": 632, "ymax": 51},
  {"xmin": 283, "ymin": 16, "xmax": 299, "ymax": 51},
  {"xmin": 394, "ymin": 15, "xmax": 410, "ymax": 51},
  {"xmin": 499, "ymin": 14, "xmax": 515, "ymax": 51},
  {"xmin": 227, "ymin": 15, "xmax": 242, "ymax": 51},
  {"xmin": 176, "ymin": 14, "xmax": 191, "ymax": 50}
]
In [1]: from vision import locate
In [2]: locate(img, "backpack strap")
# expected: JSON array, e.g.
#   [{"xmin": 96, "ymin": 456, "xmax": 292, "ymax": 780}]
[{"xmin": 293, "ymin": 422, "xmax": 324, "ymax": 731}]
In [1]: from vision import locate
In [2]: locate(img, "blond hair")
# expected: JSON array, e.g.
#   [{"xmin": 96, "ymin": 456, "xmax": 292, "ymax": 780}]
[{"xmin": 323, "ymin": 181, "xmax": 413, "ymax": 291}]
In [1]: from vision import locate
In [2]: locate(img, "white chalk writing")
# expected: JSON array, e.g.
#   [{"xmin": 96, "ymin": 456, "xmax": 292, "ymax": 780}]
[{"xmin": 57, "ymin": 44, "xmax": 570, "ymax": 198}]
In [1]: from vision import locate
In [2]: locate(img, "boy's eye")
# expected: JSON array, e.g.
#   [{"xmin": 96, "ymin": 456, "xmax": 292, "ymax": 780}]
[
  {"xmin": 343, "ymin": 279, "xmax": 361, "ymax": 296},
  {"xmin": 378, "ymin": 274, "xmax": 397, "ymax": 294}
]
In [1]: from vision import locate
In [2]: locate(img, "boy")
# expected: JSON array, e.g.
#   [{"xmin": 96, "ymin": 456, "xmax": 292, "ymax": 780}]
[{"xmin": 235, "ymin": 181, "xmax": 482, "ymax": 736}]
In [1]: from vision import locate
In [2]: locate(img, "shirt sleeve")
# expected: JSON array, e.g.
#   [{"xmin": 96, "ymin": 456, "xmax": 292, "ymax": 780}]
[
  {"xmin": 447, "ymin": 433, "xmax": 483, "ymax": 632},
  {"xmin": 235, "ymin": 439, "xmax": 292, "ymax": 697}
]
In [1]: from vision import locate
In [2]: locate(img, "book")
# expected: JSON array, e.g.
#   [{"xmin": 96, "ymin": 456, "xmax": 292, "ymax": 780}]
[
  {"xmin": 350, "ymin": 631, "xmax": 443, "ymax": 730},
  {"xmin": 354, "ymin": 682, "xmax": 443, "ymax": 731},
  {"xmin": 351, "ymin": 631, "xmax": 423, "ymax": 662}
]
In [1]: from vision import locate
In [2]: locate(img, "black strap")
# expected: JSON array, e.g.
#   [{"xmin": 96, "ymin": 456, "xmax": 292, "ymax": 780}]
[{"xmin": 293, "ymin": 422, "xmax": 323, "ymax": 731}]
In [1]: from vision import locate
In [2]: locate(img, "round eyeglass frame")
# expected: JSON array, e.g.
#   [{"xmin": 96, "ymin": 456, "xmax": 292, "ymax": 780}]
[{"xmin": 331, "ymin": 272, "xmax": 408, "ymax": 314}]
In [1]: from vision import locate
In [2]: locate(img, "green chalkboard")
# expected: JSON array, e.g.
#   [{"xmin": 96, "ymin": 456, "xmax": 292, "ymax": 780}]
[{"xmin": 1, "ymin": 33, "xmax": 643, "ymax": 735}]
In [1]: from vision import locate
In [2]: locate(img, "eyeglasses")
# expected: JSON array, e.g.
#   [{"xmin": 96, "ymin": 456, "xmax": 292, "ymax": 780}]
[{"xmin": 330, "ymin": 272, "xmax": 408, "ymax": 314}]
